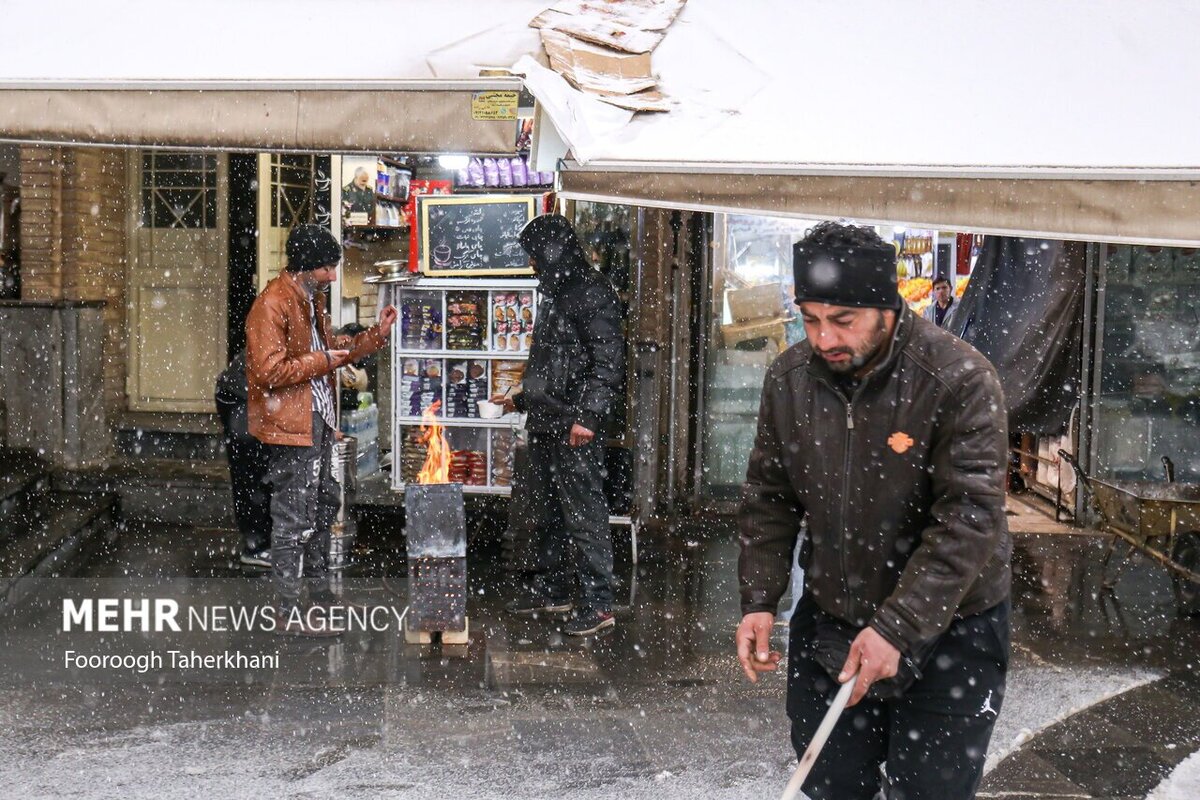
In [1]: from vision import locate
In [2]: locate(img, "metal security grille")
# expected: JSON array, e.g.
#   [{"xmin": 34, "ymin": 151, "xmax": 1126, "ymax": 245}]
[{"xmin": 140, "ymin": 152, "xmax": 218, "ymax": 229}]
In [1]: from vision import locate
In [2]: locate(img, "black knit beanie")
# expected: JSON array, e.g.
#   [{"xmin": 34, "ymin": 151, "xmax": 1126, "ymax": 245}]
[
  {"xmin": 286, "ymin": 224, "xmax": 342, "ymax": 272},
  {"xmin": 793, "ymin": 221, "xmax": 900, "ymax": 309}
]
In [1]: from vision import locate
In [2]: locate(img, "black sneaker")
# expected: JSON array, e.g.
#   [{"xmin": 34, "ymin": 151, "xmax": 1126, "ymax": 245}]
[
  {"xmin": 563, "ymin": 609, "xmax": 615, "ymax": 636},
  {"xmin": 505, "ymin": 592, "xmax": 573, "ymax": 616},
  {"xmin": 240, "ymin": 549, "xmax": 271, "ymax": 569}
]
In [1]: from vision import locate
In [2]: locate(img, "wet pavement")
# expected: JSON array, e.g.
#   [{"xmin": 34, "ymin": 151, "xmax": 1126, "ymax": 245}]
[{"xmin": 0, "ymin": 516, "xmax": 1198, "ymax": 799}]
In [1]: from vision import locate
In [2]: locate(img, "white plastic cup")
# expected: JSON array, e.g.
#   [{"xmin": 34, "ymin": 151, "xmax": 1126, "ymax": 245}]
[{"xmin": 477, "ymin": 400, "xmax": 504, "ymax": 419}]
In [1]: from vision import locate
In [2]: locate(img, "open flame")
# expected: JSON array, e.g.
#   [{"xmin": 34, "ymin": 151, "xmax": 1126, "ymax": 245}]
[{"xmin": 415, "ymin": 400, "xmax": 451, "ymax": 484}]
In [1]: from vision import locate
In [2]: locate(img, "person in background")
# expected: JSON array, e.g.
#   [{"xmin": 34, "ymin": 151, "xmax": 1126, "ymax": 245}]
[
  {"xmin": 736, "ymin": 222, "xmax": 1010, "ymax": 799},
  {"xmin": 491, "ymin": 214, "xmax": 624, "ymax": 636},
  {"xmin": 215, "ymin": 350, "xmax": 272, "ymax": 568},
  {"xmin": 923, "ymin": 276, "xmax": 955, "ymax": 328},
  {"xmin": 246, "ymin": 224, "xmax": 396, "ymax": 636}
]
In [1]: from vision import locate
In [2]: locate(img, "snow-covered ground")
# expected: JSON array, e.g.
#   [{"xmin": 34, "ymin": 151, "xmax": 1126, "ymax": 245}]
[
  {"xmin": 1149, "ymin": 749, "xmax": 1200, "ymax": 800},
  {"xmin": 985, "ymin": 660, "xmax": 1161, "ymax": 771},
  {"xmin": 0, "ymin": 654, "xmax": 1160, "ymax": 799}
]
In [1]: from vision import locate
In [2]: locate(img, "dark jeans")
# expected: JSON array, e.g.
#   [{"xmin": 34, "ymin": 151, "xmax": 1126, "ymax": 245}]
[
  {"xmin": 788, "ymin": 597, "xmax": 1009, "ymax": 800},
  {"xmin": 217, "ymin": 401, "xmax": 271, "ymax": 554},
  {"xmin": 527, "ymin": 430, "xmax": 613, "ymax": 612},
  {"xmin": 266, "ymin": 412, "xmax": 340, "ymax": 611}
]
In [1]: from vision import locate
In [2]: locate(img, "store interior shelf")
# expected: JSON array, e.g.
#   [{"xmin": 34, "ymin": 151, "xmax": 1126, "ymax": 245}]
[
  {"xmin": 393, "ymin": 482, "xmax": 513, "ymax": 496},
  {"xmin": 450, "ymin": 186, "xmax": 550, "ymax": 195},
  {"xmin": 364, "ymin": 272, "xmax": 420, "ymax": 286},
  {"xmin": 395, "ymin": 276, "xmax": 539, "ymax": 289},
  {"xmin": 345, "ymin": 225, "xmax": 407, "ymax": 234},
  {"xmin": 390, "ymin": 349, "xmax": 529, "ymax": 359},
  {"xmin": 394, "ymin": 415, "xmax": 524, "ymax": 428}
]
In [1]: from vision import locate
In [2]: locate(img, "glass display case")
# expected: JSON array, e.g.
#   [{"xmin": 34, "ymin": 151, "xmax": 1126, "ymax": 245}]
[
  {"xmin": 390, "ymin": 277, "xmax": 538, "ymax": 494},
  {"xmin": 701, "ymin": 214, "xmax": 816, "ymax": 495},
  {"xmin": 1093, "ymin": 245, "xmax": 1200, "ymax": 481}
]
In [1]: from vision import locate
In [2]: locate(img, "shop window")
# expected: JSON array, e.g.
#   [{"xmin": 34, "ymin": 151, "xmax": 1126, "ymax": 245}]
[
  {"xmin": 139, "ymin": 152, "xmax": 218, "ymax": 229},
  {"xmin": 1094, "ymin": 245, "xmax": 1200, "ymax": 481},
  {"xmin": 701, "ymin": 214, "xmax": 814, "ymax": 495},
  {"xmin": 569, "ymin": 202, "xmax": 635, "ymax": 449},
  {"xmin": 269, "ymin": 154, "xmax": 315, "ymax": 229}
]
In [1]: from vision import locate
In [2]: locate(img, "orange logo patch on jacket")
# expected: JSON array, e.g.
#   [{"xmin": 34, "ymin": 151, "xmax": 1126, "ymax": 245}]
[{"xmin": 887, "ymin": 431, "xmax": 915, "ymax": 454}]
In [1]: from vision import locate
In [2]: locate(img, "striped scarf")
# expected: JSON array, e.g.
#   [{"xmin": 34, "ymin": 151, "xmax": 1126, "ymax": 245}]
[{"xmin": 308, "ymin": 294, "xmax": 336, "ymax": 430}]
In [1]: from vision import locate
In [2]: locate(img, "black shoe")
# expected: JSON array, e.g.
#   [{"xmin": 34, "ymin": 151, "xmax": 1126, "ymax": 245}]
[
  {"xmin": 563, "ymin": 609, "xmax": 615, "ymax": 636},
  {"xmin": 505, "ymin": 592, "xmax": 573, "ymax": 616},
  {"xmin": 239, "ymin": 549, "xmax": 271, "ymax": 569}
]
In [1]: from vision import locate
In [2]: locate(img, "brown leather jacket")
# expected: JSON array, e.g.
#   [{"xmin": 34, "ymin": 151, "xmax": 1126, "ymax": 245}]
[
  {"xmin": 738, "ymin": 306, "xmax": 1011, "ymax": 654},
  {"xmin": 245, "ymin": 272, "xmax": 387, "ymax": 446}
]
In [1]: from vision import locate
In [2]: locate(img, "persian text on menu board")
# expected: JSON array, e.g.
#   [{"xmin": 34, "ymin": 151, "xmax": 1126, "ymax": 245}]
[{"xmin": 419, "ymin": 195, "xmax": 536, "ymax": 276}]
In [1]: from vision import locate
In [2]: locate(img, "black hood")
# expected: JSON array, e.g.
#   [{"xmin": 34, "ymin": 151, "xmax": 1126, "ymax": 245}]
[{"xmin": 519, "ymin": 214, "xmax": 589, "ymax": 296}]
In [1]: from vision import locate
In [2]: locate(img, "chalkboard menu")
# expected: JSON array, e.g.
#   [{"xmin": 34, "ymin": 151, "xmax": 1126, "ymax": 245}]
[{"xmin": 418, "ymin": 195, "xmax": 537, "ymax": 276}]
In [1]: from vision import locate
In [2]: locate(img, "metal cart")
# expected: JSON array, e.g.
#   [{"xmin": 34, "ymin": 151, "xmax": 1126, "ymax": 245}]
[{"xmin": 1060, "ymin": 450, "xmax": 1200, "ymax": 615}]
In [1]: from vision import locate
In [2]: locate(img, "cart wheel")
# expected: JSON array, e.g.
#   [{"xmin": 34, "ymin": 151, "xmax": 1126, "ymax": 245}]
[{"xmin": 1171, "ymin": 531, "xmax": 1200, "ymax": 617}]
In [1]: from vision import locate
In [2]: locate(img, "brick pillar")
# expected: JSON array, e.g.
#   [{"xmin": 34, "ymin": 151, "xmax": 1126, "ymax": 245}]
[
  {"xmin": 61, "ymin": 148, "xmax": 128, "ymax": 420},
  {"xmin": 18, "ymin": 146, "xmax": 65, "ymax": 301},
  {"xmin": 18, "ymin": 146, "xmax": 128, "ymax": 448}
]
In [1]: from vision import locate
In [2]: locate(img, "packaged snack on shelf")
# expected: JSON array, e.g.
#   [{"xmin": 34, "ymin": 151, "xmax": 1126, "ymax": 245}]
[
  {"xmin": 490, "ymin": 428, "xmax": 524, "ymax": 487},
  {"xmin": 399, "ymin": 427, "xmax": 428, "ymax": 484},
  {"xmin": 446, "ymin": 428, "xmax": 487, "ymax": 486},
  {"xmin": 450, "ymin": 450, "xmax": 488, "ymax": 485},
  {"xmin": 492, "ymin": 360, "xmax": 526, "ymax": 398},
  {"xmin": 403, "ymin": 358, "xmax": 443, "ymax": 417},
  {"xmin": 490, "ymin": 291, "xmax": 535, "ymax": 353},
  {"xmin": 446, "ymin": 361, "xmax": 472, "ymax": 418},
  {"xmin": 467, "ymin": 360, "xmax": 489, "ymax": 414},
  {"xmin": 399, "ymin": 293, "xmax": 442, "ymax": 350},
  {"xmin": 446, "ymin": 291, "xmax": 486, "ymax": 350}
]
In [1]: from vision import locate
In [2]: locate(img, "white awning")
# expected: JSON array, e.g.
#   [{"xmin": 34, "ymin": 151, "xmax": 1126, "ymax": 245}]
[
  {"xmin": 0, "ymin": 0, "xmax": 548, "ymax": 152},
  {"xmin": 525, "ymin": 0, "xmax": 1200, "ymax": 243}
]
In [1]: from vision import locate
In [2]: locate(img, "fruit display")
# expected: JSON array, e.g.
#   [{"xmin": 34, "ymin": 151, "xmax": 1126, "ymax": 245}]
[{"xmin": 899, "ymin": 277, "xmax": 932, "ymax": 305}]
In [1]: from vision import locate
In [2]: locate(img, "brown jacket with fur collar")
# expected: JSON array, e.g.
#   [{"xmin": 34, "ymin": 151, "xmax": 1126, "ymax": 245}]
[{"xmin": 245, "ymin": 272, "xmax": 386, "ymax": 446}]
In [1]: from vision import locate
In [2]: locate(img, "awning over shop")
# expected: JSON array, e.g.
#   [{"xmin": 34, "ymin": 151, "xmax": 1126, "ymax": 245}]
[
  {"xmin": 524, "ymin": 0, "xmax": 1200, "ymax": 243},
  {"xmin": 560, "ymin": 169, "xmax": 1200, "ymax": 246},
  {"xmin": 0, "ymin": 0, "xmax": 548, "ymax": 153}
]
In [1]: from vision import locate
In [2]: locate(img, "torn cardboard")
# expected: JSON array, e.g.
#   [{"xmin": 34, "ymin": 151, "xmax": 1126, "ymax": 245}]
[
  {"xmin": 535, "ymin": 0, "xmax": 686, "ymax": 32},
  {"xmin": 532, "ymin": 8, "xmax": 663, "ymax": 54},
  {"xmin": 540, "ymin": 28, "xmax": 656, "ymax": 95}
]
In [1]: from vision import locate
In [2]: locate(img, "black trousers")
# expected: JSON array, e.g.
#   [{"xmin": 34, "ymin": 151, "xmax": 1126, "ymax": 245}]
[
  {"xmin": 266, "ymin": 413, "xmax": 340, "ymax": 611},
  {"xmin": 527, "ymin": 430, "xmax": 613, "ymax": 612},
  {"xmin": 217, "ymin": 402, "xmax": 272, "ymax": 554},
  {"xmin": 788, "ymin": 597, "xmax": 1009, "ymax": 800}
]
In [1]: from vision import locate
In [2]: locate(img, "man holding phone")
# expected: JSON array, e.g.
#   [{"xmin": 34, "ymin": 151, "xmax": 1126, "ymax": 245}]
[{"xmin": 246, "ymin": 224, "xmax": 396, "ymax": 636}]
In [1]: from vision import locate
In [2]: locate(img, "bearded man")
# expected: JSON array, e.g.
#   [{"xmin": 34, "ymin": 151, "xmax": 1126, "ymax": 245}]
[{"xmin": 735, "ymin": 221, "xmax": 1011, "ymax": 800}]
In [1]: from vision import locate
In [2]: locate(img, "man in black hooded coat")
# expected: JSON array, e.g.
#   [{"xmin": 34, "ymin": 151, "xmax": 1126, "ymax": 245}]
[{"xmin": 492, "ymin": 214, "xmax": 625, "ymax": 635}]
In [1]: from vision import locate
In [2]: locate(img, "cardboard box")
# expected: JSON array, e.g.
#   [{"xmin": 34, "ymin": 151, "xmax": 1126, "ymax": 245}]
[
  {"xmin": 726, "ymin": 282, "xmax": 784, "ymax": 323},
  {"xmin": 721, "ymin": 317, "xmax": 786, "ymax": 350}
]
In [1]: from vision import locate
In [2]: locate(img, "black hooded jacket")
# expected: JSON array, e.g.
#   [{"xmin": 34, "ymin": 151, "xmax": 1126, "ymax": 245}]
[{"xmin": 514, "ymin": 215, "xmax": 624, "ymax": 435}]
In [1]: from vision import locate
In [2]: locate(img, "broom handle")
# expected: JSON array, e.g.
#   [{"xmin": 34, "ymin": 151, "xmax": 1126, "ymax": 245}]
[{"xmin": 779, "ymin": 673, "xmax": 859, "ymax": 800}]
